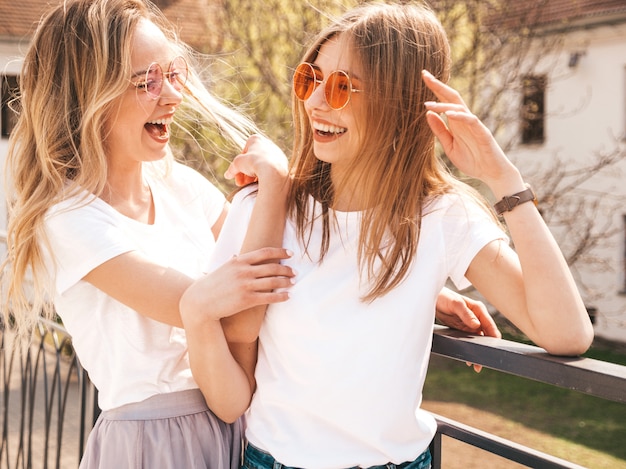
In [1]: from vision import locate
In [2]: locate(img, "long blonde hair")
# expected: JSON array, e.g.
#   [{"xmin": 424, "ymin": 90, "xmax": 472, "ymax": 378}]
[
  {"xmin": 2, "ymin": 0, "xmax": 257, "ymax": 338},
  {"xmin": 290, "ymin": 2, "xmax": 492, "ymax": 302}
]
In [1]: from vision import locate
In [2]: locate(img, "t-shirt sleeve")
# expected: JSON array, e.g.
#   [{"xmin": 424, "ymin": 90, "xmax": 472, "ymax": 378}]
[
  {"xmin": 169, "ymin": 162, "xmax": 226, "ymax": 228},
  {"xmin": 44, "ymin": 202, "xmax": 135, "ymax": 295},
  {"xmin": 443, "ymin": 195, "xmax": 508, "ymax": 291},
  {"xmin": 207, "ymin": 185, "xmax": 257, "ymax": 272}
]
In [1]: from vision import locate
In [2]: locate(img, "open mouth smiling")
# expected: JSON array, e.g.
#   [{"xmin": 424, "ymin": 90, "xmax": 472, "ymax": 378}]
[
  {"xmin": 313, "ymin": 121, "xmax": 347, "ymax": 136},
  {"xmin": 145, "ymin": 117, "xmax": 173, "ymax": 138}
]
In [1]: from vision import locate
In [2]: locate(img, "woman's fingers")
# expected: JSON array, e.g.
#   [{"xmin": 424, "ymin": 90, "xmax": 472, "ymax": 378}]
[
  {"xmin": 235, "ymin": 247, "xmax": 293, "ymax": 266},
  {"xmin": 181, "ymin": 248, "xmax": 295, "ymax": 322},
  {"xmin": 423, "ymin": 101, "xmax": 467, "ymax": 114},
  {"xmin": 421, "ymin": 69, "xmax": 467, "ymax": 106},
  {"xmin": 225, "ymin": 137, "xmax": 288, "ymax": 186},
  {"xmin": 248, "ymin": 274, "xmax": 295, "ymax": 292}
]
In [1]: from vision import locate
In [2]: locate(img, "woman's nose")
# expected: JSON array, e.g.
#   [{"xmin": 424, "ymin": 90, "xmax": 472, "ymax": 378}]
[
  {"xmin": 306, "ymin": 81, "xmax": 329, "ymax": 109},
  {"xmin": 158, "ymin": 78, "xmax": 184, "ymax": 105}
]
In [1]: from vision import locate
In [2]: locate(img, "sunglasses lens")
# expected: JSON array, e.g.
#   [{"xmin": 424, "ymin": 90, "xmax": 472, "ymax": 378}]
[
  {"xmin": 293, "ymin": 63, "xmax": 317, "ymax": 101},
  {"xmin": 169, "ymin": 56, "xmax": 188, "ymax": 91},
  {"xmin": 325, "ymin": 71, "xmax": 351, "ymax": 110},
  {"xmin": 144, "ymin": 63, "xmax": 163, "ymax": 99}
]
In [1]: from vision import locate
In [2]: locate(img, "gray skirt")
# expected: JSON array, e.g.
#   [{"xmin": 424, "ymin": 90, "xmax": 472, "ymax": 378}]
[{"xmin": 79, "ymin": 389, "xmax": 243, "ymax": 469}]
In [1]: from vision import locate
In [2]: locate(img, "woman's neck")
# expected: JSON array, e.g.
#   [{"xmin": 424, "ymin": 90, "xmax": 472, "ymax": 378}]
[
  {"xmin": 330, "ymin": 168, "xmax": 368, "ymax": 212},
  {"xmin": 102, "ymin": 163, "xmax": 155, "ymax": 224}
]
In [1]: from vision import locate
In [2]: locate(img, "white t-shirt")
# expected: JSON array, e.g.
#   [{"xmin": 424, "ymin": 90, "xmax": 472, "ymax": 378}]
[
  {"xmin": 44, "ymin": 162, "xmax": 225, "ymax": 411},
  {"xmin": 211, "ymin": 185, "xmax": 506, "ymax": 469}
]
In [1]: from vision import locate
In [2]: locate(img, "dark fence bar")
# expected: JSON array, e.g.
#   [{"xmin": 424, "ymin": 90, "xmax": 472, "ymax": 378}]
[
  {"xmin": 429, "ymin": 326, "xmax": 626, "ymax": 468},
  {"xmin": 0, "ymin": 319, "xmax": 98, "ymax": 469},
  {"xmin": 431, "ymin": 326, "xmax": 626, "ymax": 403},
  {"xmin": 429, "ymin": 414, "xmax": 587, "ymax": 469}
]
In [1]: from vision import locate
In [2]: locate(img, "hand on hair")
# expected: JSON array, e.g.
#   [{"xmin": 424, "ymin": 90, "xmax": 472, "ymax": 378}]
[
  {"xmin": 225, "ymin": 134, "xmax": 289, "ymax": 188},
  {"xmin": 421, "ymin": 70, "xmax": 522, "ymax": 192}
]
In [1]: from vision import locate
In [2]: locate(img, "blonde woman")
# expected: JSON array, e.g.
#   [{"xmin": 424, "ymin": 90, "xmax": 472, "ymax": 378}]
[
  {"xmin": 196, "ymin": 3, "xmax": 595, "ymax": 468},
  {"xmin": 2, "ymin": 0, "xmax": 294, "ymax": 467}
]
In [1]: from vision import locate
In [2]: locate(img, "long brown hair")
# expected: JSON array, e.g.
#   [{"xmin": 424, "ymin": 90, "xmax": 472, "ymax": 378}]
[{"xmin": 290, "ymin": 2, "xmax": 490, "ymax": 302}]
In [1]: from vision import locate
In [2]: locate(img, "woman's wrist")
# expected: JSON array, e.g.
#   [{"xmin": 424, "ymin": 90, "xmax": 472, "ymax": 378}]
[
  {"xmin": 256, "ymin": 169, "xmax": 291, "ymax": 198},
  {"xmin": 180, "ymin": 300, "xmax": 222, "ymax": 333},
  {"xmin": 493, "ymin": 184, "xmax": 537, "ymax": 216},
  {"xmin": 484, "ymin": 168, "xmax": 526, "ymax": 201},
  {"xmin": 254, "ymin": 161, "xmax": 289, "ymax": 185},
  {"xmin": 179, "ymin": 283, "xmax": 223, "ymax": 326}
]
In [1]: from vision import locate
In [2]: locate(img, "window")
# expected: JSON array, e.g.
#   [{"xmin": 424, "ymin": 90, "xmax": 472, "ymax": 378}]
[
  {"xmin": 622, "ymin": 214, "xmax": 626, "ymax": 294},
  {"xmin": 1, "ymin": 75, "xmax": 19, "ymax": 138},
  {"xmin": 622, "ymin": 66, "xmax": 626, "ymax": 141},
  {"xmin": 521, "ymin": 75, "xmax": 546, "ymax": 145}
]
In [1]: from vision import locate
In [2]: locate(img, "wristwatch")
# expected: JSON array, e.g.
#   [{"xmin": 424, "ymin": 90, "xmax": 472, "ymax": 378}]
[{"xmin": 493, "ymin": 184, "xmax": 537, "ymax": 216}]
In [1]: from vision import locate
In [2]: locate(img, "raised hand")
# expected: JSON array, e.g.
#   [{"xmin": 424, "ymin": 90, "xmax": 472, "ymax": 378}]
[
  {"xmin": 225, "ymin": 134, "xmax": 289, "ymax": 188},
  {"xmin": 421, "ymin": 70, "xmax": 522, "ymax": 193}
]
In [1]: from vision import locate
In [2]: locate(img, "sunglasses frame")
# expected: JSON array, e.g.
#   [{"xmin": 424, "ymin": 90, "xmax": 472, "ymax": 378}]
[
  {"xmin": 132, "ymin": 56, "xmax": 189, "ymax": 100},
  {"xmin": 293, "ymin": 62, "xmax": 363, "ymax": 110}
]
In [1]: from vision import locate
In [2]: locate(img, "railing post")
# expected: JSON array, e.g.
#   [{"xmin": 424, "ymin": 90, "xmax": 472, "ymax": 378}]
[{"xmin": 429, "ymin": 431, "xmax": 442, "ymax": 469}]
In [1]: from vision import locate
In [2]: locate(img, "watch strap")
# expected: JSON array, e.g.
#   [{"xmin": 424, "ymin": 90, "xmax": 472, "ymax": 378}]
[{"xmin": 493, "ymin": 185, "xmax": 536, "ymax": 216}]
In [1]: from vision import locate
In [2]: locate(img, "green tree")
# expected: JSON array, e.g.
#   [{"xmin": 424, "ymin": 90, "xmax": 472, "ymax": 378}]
[
  {"xmin": 187, "ymin": 0, "xmax": 563, "ymax": 184},
  {"xmin": 214, "ymin": 0, "xmax": 358, "ymax": 148},
  {"xmin": 176, "ymin": 0, "xmax": 625, "ymax": 308}
]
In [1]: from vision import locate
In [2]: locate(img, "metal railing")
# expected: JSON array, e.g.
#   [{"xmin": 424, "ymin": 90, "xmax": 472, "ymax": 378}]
[
  {"xmin": 428, "ymin": 326, "xmax": 626, "ymax": 468},
  {"xmin": 0, "ymin": 307, "xmax": 625, "ymax": 467},
  {"xmin": 0, "ymin": 319, "xmax": 99, "ymax": 469}
]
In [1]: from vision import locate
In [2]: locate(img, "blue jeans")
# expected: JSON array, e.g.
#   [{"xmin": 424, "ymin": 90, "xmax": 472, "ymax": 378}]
[{"xmin": 242, "ymin": 442, "xmax": 432, "ymax": 469}]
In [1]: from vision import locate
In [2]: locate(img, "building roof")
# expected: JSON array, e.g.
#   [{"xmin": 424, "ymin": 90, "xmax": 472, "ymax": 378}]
[
  {"xmin": 154, "ymin": 0, "xmax": 220, "ymax": 51},
  {"xmin": 486, "ymin": 0, "xmax": 626, "ymax": 31},
  {"xmin": 0, "ymin": 0, "xmax": 52, "ymax": 39},
  {"xmin": 0, "ymin": 0, "xmax": 218, "ymax": 49},
  {"xmin": 528, "ymin": 0, "xmax": 626, "ymax": 27}
]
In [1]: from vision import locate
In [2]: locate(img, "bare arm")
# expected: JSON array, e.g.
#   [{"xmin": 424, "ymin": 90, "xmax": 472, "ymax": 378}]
[
  {"xmin": 180, "ymin": 135, "xmax": 291, "ymax": 421},
  {"xmin": 83, "ymin": 250, "xmax": 195, "ymax": 328},
  {"xmin": 179, "ymin": 247, "xmax": 293, "ymax": 422},
  {"xmin": 220, "ymin": 135, "xmax": 291, "ymax": 345},
  {"xmin": 81, "ymin": 204, "xmax": 290, "ymax": 329},
  {"xmin": 423, "ymin": 70, "xmax": 593, "ymax": 356}
]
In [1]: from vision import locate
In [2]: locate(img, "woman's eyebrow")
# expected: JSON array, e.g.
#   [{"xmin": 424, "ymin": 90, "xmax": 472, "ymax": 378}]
[{"xmin": 130, "ymin": 65, "xmax": 151, "ymax": 80}]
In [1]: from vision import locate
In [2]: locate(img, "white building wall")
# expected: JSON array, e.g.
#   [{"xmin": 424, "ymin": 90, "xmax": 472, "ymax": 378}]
[{"xmin": 508, "ymin": 21, "xmax": 626, "ymax": 342}]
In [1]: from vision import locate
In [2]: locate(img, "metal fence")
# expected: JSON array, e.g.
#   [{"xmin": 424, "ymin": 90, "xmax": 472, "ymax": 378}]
[
  {"xmin": 0, "ymin": 319, "xmax": 99, "ymax": 469},
  {"xmin": 1, "ymin": 321, "xmax": 625, "ymax": 468},
  {"xmin": 428, "ymin": 326, "xmax": 626, "ymax": 468}
]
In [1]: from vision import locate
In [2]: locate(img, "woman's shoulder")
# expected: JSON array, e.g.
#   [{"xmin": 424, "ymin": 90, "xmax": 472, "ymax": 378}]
[
  {"xmin": 45, "ymin": 190, "xmax": 106, "ymax": 221},
  {"xmin": 424, "ymin": 186, "xmax": 495, "ymax": 221},
  {"xmin": 424, "ymin": 188, "xmax": 464, "ymax": 212},
  {"xmin": 149, "ymin": 161, "xmax": 224, "ymax": 200}
]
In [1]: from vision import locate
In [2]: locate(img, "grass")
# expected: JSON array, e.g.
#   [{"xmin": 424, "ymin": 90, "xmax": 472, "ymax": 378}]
[{"xmin": 423, "ymin": 333, "xmax": 626, "ymax": 467}]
